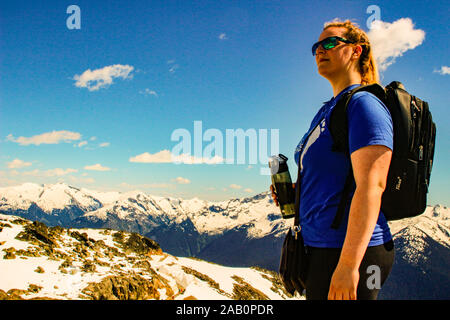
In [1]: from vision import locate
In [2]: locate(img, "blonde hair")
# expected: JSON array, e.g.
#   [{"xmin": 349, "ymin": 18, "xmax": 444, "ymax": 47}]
[{"xmin": 323, "ymin": 19, "xmax": 379, "ymax": 85}]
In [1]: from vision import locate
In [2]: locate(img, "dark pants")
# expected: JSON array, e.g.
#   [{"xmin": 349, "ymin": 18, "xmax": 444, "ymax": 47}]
[{"xmin": 305, "ymin": 240, "xmax": 395, "ymax": 300}]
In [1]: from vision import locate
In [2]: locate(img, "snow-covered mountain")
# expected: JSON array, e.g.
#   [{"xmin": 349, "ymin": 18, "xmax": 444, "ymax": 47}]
[
  {"xmin": 0, "ymin": 182, "xmax": 285, "ymax": 237},
  {"xmin": 1, "ymin": 182, "xmax": 449, "ymax": 299},
  {"xmin": 380, "ymin": 204, "xmax": 450, "ymax": 299},
  {"xmin": 0, "ymin": 213, "xmax": 298, "ymax": 300},
  {"xmin": 0, "ymin": 183, "xmax": 289, "ymax": 270}
]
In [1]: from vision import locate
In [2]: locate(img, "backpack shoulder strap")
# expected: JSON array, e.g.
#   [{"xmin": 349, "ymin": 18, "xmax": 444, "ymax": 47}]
[
  {"xmin": 329, "ymin": 83, "xmax": 386, "ymax": 155},
  {"xmin": 329, "ymin": 83, "xmax": 386, "ymax": 229}
]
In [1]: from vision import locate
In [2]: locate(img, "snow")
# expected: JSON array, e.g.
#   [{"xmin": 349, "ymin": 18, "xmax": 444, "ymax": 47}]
[
  {"xmin": 0, "ymin": 183, "xmax": 42, "ymax": 210},
  {"xmin": 0, "ymin": 182, "xmax": 448, "ymax": 300},
  {"xmin": 388, "ymin": 205, "xmax": 450, "ymax": 247},
  {"xmin": 0, "ymin": 213, "xmax": 298, "ymax": 300},
  {"xmin": 0, "ymin": 182, "xmax": 101, "ymax": 213},
  {"xmin": 177, "ymin": 257, "xmax": 293, "ymax": 300},
  {"xmin": 0, "ymin": 183, "xmax": 290, "ymax": 239},
  {"xmin": 81, "ymin": 187, "xmax": 121, "ymax": 205}
]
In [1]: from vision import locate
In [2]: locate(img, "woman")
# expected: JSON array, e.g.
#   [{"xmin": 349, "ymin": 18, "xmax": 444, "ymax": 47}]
[{"xmin": 271, "ymin": 20, "xmax": 395, "ymax": 300}]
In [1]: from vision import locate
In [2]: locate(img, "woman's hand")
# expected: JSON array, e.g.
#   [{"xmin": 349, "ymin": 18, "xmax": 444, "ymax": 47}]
[
  {"xmin": 328, "ymin": 262, "xmax": 359, "ymax": 300},
  {"xmin": 270, "ymin": 183, "xmax": 296, "ymax": 207},
  {"xmin": 270, "ymin": 184, "xmax": 279, "ymax": 206}
]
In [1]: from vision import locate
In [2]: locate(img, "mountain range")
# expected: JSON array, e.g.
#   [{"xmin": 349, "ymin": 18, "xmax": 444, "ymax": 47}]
[
  {"xmin": 0, "ymin": 182, "xmax": 289, "ymax": 271},
  {"xmin": 1, "ymin": 182, "xmax": 449, "ymax": 299},
  {"xmin": 0, "ymin": 213, "xmax": 295, "ymax": 300}
]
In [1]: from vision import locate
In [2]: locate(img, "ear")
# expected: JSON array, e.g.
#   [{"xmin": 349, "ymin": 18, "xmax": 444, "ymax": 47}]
[{"xmin": 352, "ymin": 45, "xmax": 363, "ymax": 59}]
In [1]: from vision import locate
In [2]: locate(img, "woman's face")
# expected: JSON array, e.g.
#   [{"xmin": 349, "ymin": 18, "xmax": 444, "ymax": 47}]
[{"xmin": 314, "ymin": 27, "xmax": 356, "ymax": 80}]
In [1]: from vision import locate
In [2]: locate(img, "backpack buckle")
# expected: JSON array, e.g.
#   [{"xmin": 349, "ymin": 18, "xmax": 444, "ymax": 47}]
[{"xmin": 292, "ymin": 225, "xmax": 301, "ymax": 239}]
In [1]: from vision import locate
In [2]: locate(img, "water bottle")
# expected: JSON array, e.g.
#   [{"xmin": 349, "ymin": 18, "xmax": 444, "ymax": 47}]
[{"xmin": 269, "ymin": 154, "xmax": 296, "ymax": 219}]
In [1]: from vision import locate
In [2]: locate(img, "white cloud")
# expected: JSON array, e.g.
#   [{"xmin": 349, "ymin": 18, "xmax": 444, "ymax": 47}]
[
  {"xmin": 434, "ymin": 66, "xmax": 450, "ymax": 75},
  {"xmin": 129, "ymin": 149, "xmax": 225, "ymax": 164},
  {"xmin": 169, "ymin": 64, "xmax": 179, "ymax": 74},
  {"xmin": 6, "ymin": 130, "xmax": 81, "ymax": 146},
  {"xmin": 173, "ymin": 176, "xmax": 191, "ymax": 184},
  {"xmin": 73, "ymin": 64, "xmax": 134, "ymax": 91},
  {"xmin": 229, "ymin": 184, "xmax": 242, "ymax": 190},
  {"xmin": 45, "ymin": 168, "xmax": 78, "ymax": 176},
  {"xmin": 119, "ymin": 182, "xmax": 173, "ymax": 190},
  {"xmin": 7, "ymin": 159, "xmax": 32, "ymax": 169},
  {"xmin": 140, "ymin": 88, "xmax": 158, "ymax": 97},
  {"xmin": 244, "ymin": 188, "xmax": 253, "ymax": 193},
  {"xmin": 68, "ymin": 175, "xmax": 95, "ymax": 184},
  {"xmin": 175, "ymin": 154, "xmax": 224, "ymax": 164},
  {"xmin": 99, "ymin": 142, "xmax": 110, "ymax": 147},
  {"xmin": 218, "ymin": 33, "xmax": 228, "ymax": 40},
  {"xmin": 368, "ymin": 18, "xmax": 425, "ymax": 71},
  {"xmin": 129, "ymin": 150, "xmax": 173, "ymax": 163},
  {"xmin": 167, "ymin": 60, "xmax": 179, "ymax": 74},
  {"xmin": 77, "ymin": 141, "xmax": 88, "ymax": 148},
  {"xmin": 9, "ymin": 168, "xmax": 77, "ymax": 177},
  {"xmin": 84, "ymin": 163, "xmax": 111, "ymax": 171}
]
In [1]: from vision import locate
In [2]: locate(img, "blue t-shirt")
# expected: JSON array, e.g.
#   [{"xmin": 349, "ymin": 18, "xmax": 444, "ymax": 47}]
[{"xmin": 294, "ymin": 84, "xmax": 393, "ymax": 248}]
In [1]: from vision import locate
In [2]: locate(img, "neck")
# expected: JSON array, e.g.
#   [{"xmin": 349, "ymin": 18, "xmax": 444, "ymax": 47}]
[{"xmin": 329, "ymin": 71, "xmax": 362, "ymax": 97}]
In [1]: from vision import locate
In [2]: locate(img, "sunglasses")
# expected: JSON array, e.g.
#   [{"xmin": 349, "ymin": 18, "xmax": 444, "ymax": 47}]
[{"xmin": 311, "ymin": 36, "xmax": 354, "ymax": 56}]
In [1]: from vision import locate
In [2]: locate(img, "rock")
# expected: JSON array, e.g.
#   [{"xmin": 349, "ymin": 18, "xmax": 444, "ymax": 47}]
[
  {"xmin": 92, "ymin": 239, "xmax": 106, "ymax": 253},
  {"xmin": 6, "ymin": 289, "xmax": 27, "ymax": 299},
  {"xmin": 123, "ymin": 232, "xmax": 162, "ymax": 256},
  {"xmin": 34, "ymin": 266, "xmax": 45, "ymax": 273},
  {"xmin": 0, "ymin": 289, "xmax": 8, "ymax": 300},
  {"xmin": 70, "ymin": 231, "xmax": 91, "ymax": 246},
  {"xmin": 82, "ymin": 260, "xmax": 96, "ymax": 273},
  {"xmin": 81, "ymin": 274, "xmax": 165, "ymax": 300},
  {"xmin": 231, "ymin": 275, "xmax": 269, "ymax": 300},
  {"xmin": 10, "ymin": 218, "xmax": 29, "ymax": 226},
  {"xmin": 28, "ymin": 284, "xmax": 42, "ymax": 293},
  {"xmin": 0, "ymin": 222, "xmax": 12, "ymax": 229},
  {"xmin": 182, "ymin": 266, "xmax": 222, "ymax": 292},
  {"xmin": 15, "ymin": 247, "xmax": 41, "ymax": 258},
  {"xmin": 15, "ymin": 221, "xmax": 58, "ymax": 248},
  {"xmin": 0, "ymin": 288, "xmax": 24, "ymax": 300},
  {"xmin": 3, "ymin": 247, "xmax": 16, "ymax": 259},
  {"xmin": 112, "ymin": 231, "xmax": 125, "ymax": 244}
]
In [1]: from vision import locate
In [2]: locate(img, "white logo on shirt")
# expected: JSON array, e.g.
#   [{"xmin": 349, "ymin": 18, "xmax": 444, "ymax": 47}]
[{"xmin": 300, "ymin": 118, "xmax": 326, "ymax": 171}]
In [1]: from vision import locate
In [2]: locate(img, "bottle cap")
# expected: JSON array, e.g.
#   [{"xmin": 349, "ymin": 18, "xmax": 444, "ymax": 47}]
[{"xmin": 268, "ymin": 154, "xmax": 288, "ymax": 175}]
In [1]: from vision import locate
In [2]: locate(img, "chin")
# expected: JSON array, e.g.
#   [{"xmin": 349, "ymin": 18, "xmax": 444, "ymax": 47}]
[{"xmin": 317, "ymin": 67, "xmax": 332, "ymax": 79}]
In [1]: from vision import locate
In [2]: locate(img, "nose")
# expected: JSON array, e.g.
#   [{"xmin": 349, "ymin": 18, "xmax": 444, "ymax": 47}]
[{"xmin": 315, "ymin": 44, "xmax": 326, "ymax": 56}]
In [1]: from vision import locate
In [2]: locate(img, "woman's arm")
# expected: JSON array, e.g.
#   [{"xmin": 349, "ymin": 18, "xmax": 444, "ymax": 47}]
[{"xmin": 328, "ymin": 144, "xmax": 392, "ymax": 300}]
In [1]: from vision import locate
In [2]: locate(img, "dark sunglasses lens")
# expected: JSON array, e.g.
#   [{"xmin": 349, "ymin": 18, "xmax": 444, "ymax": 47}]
[
  {"xmin": 312, "ymin": 42, "xmax": 319, "ymax": 55},
  {"xmin": 312, "ymin": 37, "xmax": 337, "ymax": 55},
  {"xmin": 322, "ymin": 38, "xmax": 337, "ymax": 50}
]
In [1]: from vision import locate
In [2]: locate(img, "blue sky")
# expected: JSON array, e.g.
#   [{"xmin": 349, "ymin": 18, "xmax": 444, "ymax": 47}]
[{"xmin": 0, "ymin": 0, "xmax": 449, "ymax": 205}]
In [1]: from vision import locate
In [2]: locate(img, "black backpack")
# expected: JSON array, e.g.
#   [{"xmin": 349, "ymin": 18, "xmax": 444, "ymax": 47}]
[{"xmin": 329, "ymin": 81, "xmax": 436, "ymax": 229}]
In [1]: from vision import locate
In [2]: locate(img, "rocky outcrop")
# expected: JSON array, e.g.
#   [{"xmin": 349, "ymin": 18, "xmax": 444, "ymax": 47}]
[
  {"xmin": 15, "ymin": 221, "xmax": 61, "ymax": 248},
  {"xmin": 0, "ymin": 213, "xmax": 298, "ymax": 300},
  {"xmin": 123, "ymin": 232, "xmax": 162, "ymax": 255},
  {"xmin": 81, "ymin": 274, "xmax": 166, "ymax": 300},
  {"xmin": 231, "ymin": 275, "xmax": 269, "ymax": 300}
]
